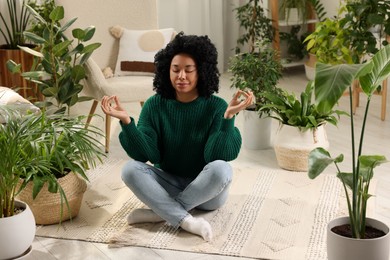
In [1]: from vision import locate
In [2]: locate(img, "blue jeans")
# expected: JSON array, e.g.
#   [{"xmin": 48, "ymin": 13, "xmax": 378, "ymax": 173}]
[{"xmin": 121, "ymin": 160, "xmax": 233, "ymax": 228}]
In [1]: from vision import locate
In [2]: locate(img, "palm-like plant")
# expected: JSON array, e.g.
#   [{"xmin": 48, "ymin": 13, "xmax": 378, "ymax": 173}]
[
  {"xmin": 0, "ymin": 108, "xmax": 105, "ymax": 218},
  {"xmin": 308, "ymin": 44, "xmax": 390, "ymax": 238}
]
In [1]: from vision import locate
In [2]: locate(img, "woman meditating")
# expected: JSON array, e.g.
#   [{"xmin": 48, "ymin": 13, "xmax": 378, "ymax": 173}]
[{"xmin": 101, "ymin": 32, "xmax": 253, "ymax": 241}]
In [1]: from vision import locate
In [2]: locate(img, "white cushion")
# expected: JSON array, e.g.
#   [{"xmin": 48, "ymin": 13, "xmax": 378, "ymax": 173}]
[{"xmin": 114, "ymin": 28, "xmax": 175, "ymax": 77}]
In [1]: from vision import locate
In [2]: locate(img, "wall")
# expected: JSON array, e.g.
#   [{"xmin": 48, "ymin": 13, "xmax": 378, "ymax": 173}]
[
  {"xmin": 0, "ymin": 0, "xmax": 342, "ymax": 70},
  {"xmin": 156, "ymin": 0, "xmax": 342, "ymax": 72}
]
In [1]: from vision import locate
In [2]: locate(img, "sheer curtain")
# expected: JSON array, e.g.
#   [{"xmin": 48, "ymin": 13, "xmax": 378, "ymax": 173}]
[{"xmin": 157, "ymin": 0, "xmax": 246, "ymax": 72}]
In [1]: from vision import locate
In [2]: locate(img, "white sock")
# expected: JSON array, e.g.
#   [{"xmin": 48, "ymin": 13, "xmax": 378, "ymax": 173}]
[
  {"xmin": 180, "ymin": 215, "xmax": 213, "ymax": 242},
  {"xmin": 126, "ymin": 208, "xmax": 164, "ymax": 224}
]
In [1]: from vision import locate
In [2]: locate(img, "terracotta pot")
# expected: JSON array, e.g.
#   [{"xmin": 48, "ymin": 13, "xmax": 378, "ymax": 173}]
[
  {"xmin": 0, "ymin": 200, "xmax": 35, "ymax": 259},
  {"xmin": 274, "ymin": 124, "xmax": 329, "ymax": 171},
  {"xmin": 327, "ymin": 217, "xmax": 390, "ymax": 260},
  {"xmin": 17, "ymin": 172, "xmax": 87, "ymax": 225},
  {"xmin": 0, "ymin": 46, "xmax": 42, "ymax": 101}
]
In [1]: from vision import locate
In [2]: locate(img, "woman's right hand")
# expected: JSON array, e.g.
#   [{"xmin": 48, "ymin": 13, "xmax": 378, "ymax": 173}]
[{"xmin": 101, "ymin": 95, "xmax": 131, "ymax": 124}]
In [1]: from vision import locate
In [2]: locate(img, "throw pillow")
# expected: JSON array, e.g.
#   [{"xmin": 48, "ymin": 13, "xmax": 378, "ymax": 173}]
[{"xmin": 112, "ymin": 27, "xmax": 175, "ymax": 76}]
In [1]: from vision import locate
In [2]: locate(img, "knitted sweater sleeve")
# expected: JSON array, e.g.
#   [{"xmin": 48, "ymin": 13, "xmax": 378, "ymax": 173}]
[
  {"xmin": 204, "ymin": 104, "xmax": 242, "ymax": 163},
  {"xmin": 118, "ymin": 100, "xmax": 160, "ymax": 163}
]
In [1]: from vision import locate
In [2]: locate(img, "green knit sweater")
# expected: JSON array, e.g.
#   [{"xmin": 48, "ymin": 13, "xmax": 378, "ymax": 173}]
[{"xmin": 119, "ymin": 94, "xmax": 242, "ymax": 178}]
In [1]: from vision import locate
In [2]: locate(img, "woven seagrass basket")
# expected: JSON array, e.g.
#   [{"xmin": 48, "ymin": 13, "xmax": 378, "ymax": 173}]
[{"xmin": 17, "ymin": 172, "xmax": 87, "ymax": 225}]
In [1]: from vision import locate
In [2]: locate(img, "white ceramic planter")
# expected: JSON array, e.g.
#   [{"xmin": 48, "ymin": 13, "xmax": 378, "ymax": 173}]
[
  {"xmin": 273, "ymin": 124, "xmax": 329, "ymax": 171},
  {"xmin": 285, "ymin": 8, "xmax": 300, "ymax": 24},
  {"xmin": 304, "ymin": 63, "xmax": 315, "ymax": 81},
  {"xmin": 327, "ymin": 217, "xmax": 390, "ymax": 260},
  {"xmin": 242, "ymin": 110, "xmax": 272, "ymax": 150},
  {"xmin": 0, "ymin": 200, "xmax": 36, "ymax": 259}
]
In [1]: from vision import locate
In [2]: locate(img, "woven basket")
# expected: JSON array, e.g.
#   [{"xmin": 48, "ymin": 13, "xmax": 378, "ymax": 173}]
[
  {"xmin": 274, "ymin": 124, "xmax": 329, "ymax": 172},
  {"xmin": 17, "ymin": 172, "xmax": 87, "ymax": 225}
]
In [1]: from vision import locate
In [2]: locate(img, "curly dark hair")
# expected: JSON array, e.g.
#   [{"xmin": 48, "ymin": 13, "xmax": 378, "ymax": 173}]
[{"xmin": 153, "ymin": 32, "xmax": 220, "ymax": 99}]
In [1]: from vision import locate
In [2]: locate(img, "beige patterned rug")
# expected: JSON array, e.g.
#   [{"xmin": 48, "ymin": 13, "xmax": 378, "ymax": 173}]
[{"xmin": 36, "ymin": 157, "xmax": 351, "ymax": 260}]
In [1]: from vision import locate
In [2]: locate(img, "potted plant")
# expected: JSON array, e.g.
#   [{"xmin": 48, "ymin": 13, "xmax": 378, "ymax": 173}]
[
  {"xmin": 233, "ymin": 0, "xmax": 274, "ymax": 54},
  {"xmin": 303, "ymin": 15, "xmax": 354, "ymax": 80},
  {"xmin": 308, "ymin": 44, "xmax": 390, "ymax": 260},
  {"xmin": 343, "ymin": 0, "xmax": 390, "ymax": 64},
  {"xmin": 260, "ymin": 81, "xmax": 345, "ymax": 171},
  {"xmin": 0, "ymin": 0, "xmax": 38, "ymax": 98},
  {"xmin": 0, "ymin": 105, "xmax": 105, "ymax": 227},
  {"xmin": 7, "ymin": 4, "xmax": 101, "ymax": 115},
  {"xmin": 229, "ymin": 40, "xmax": 283, "ymax": 149},
  {"xmin": 231, "ymin": 0, "xmax": 282, "ymax": 149},
  {"xmin": 280, "ymin": 25, "xmax": 309, "ymax": 63},
  {"xmin": 0, "ymin": 107, "xmax": 46, "ymax": 259},
  {"xmin": 279, "ymin": 0, "xmax": 308, "ymax": 24}
]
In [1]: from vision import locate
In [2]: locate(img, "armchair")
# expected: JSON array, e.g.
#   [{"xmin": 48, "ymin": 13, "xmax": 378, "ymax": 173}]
[{"xmin": 55, "ymin": 0, "xmax": 164, "ymax": 152}]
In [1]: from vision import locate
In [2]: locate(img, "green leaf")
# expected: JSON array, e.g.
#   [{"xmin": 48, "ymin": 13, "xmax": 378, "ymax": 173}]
[
  {"xmin": 18, "ymin": 45, "xmax": 44, "ymax": 58},
  {"xmin": 32, "ymin": 177, "xmax": 45, "ymax": 199},
  {"xmin": 49, "ymin": 6, "xmax": 65, "ymax": 21},
  {"xmin": 308, "ymin": 147, "xmax": 335, "ymax": 179},
  {"xmin": 52, "ymin": 41, "xmax": 72, "ymax": 57},
  {"xmin": 81, "ymin": 43, "xmax": 101, "ymax": 54},
  {"xmin": 71, "ymin": 65, "xmax": 86, "ymax": 82},
  {"xmin": 59, "ymin": 17, "xmax": 77, "ymax": 34},
  {"xmin": 72, "ymin": 28, "xmax": 85, "ymax": 40},
  {"xmin": 83, "ymin": 26, "xmax": 96, "ymax": 41},
  {"xmin": 47, "ymin": 180, "xmax": 58, "ymax": 193},
  {"xmin": 360, "ymin": 45, "xmax": 390, "ymax": 95},
  {"xmin": 337, "ymin": 172, "xmax": 353, "ymax": 190},
  {"xmin": 6, "ymin": 60, "xmax": 21, "ymax": 74},
  {"xmin": 358, "ymin": 155, "xmax": 388, "ymax": 181},
  {"xmin": 23, "ymin": 32, "xmax": 46, "ymax": 44},
  {"xmin": 314, "ymin": 62, "xmax": 365, "ymax": 114}
]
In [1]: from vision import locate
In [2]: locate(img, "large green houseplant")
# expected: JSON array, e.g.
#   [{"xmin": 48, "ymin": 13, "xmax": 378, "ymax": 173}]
[
  {"xmin": 304, "ymin": 17, "xmax": 354, "ymax": 65},
  {"xmin": 229, "ymin": 40, "xmax": 283, "ymax": 116},
  {"xmin": 308, "ymin": 44, "xmax": 390, "ymax": 259},
  {"xmin": 7, "ymin": 4, "xmax": 101, "ymax": 114},
  {"xmin": 343, "ymin": 0, "xmax": 390, "ymax": 64},
  {"xmin": 230, "ymin": 0, "xmax": 281, "ymax": 150},
  {"xmin": 0, "ymin": 107, "xmax": 104, "ymax": 222},
  {"xmin": 233, "ymin": 0, "xmax": 274, "ymax": 54}
]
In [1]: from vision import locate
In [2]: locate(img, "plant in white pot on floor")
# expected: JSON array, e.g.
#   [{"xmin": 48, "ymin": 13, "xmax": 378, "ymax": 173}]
[
  {"xmin": 260, "ymin": 81, "xmax": 345, "ymax": 171},
  {"xmin": 229, "ymin": 0, "xmax": 282, "ymax": 150},
  {"xmin": 308, "ymin": 44, "xmax": 390, "ymax": 260},
  {"xmin": 0, "ymin": 108, "xmax": 50, "ymax": 259},
  {"xmin": 229, "ymin": 40, "xmax": 283, "ymax": 150}
]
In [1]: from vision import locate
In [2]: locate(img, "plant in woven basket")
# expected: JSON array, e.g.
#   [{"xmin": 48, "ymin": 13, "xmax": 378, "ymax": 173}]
[{"xmin": 0, "ymin": 107, "xmax": 104, "ymax": 219}]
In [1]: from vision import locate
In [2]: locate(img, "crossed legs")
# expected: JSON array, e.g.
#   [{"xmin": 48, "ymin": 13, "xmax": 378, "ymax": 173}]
[{"xmin": 121, "ymin": 160, "xmax": 232, "ymax": 241}]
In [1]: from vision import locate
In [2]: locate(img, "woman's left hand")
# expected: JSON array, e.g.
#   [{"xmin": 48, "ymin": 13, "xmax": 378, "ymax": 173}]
[{"xmin": 224, "ymin": 90, "xmax": 254, "ymax": 119}]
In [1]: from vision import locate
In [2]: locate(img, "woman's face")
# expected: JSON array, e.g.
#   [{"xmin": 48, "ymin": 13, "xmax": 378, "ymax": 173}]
[{"xmin": 170, "ymin": 53, "xmax": 199, "ymax": 102}]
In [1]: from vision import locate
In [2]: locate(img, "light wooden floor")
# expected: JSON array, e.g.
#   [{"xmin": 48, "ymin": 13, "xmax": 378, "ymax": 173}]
[{"xmin": 25, "ymin": 67, "xmax": 390, "ymax": 260}]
